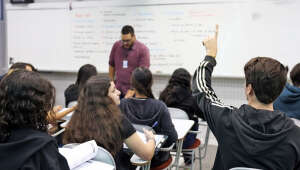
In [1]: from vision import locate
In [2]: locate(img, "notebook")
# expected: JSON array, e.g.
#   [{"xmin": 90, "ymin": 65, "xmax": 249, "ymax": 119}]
[{"xmin": 59, "ymin": 140, "xmax": 114, "ymax": 170}]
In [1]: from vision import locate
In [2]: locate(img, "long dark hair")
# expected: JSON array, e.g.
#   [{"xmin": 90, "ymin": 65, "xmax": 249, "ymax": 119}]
[
  {"xmin": 131, "ymin": 67, "xmax": 154, "ymax": 98},
  {"xmin": 75, "ymin": 64, "xmax": 97, "ymax": 91},
  {"xmin": 0, "ymin": 70, "xmax": 55, "ymax": 142},
  {"xmin": 63, "ymin": 75, "xmax": 123, "ymax": 157},
  {"xmin": 159, "ymin": 68, "xmax": 192, "ymax": 105}
]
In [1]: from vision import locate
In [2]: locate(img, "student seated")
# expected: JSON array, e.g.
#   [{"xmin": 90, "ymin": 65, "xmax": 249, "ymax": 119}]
[
  {"xmin": 63, "ymin": 75, "xmax": 155, "ymax": 170},
  {"xmin": 192, "ymin": 25, "xmax": 300, "ymax": 169},
  {"xmin": 0, "ymin": 62, "xmax": 37, "ymax": 82},
  {"xmin": 120, "ymin": 67, "xmax": 178, "ymax": 168},
  {"xmin": 64, "ymin": 64, "xmax": 97, "ymax": 107},
  {"xmin": 0, "ymin": 70, "xmax": 69, "ymax": 170},
  {"xmin": 0, "ymin": 62, "xmax": 72, "ymax": 122},
  {"xmin": 159, "ymin": 68, "xmax": 204, "ymax": 165},
  {"xmin": 274, "ymin": 63, "xmax": 300, "ymax": 119}
]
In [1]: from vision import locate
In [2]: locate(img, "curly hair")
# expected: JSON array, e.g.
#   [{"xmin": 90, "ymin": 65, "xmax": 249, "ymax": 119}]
[
  {"xmin": 63, "ymin": 75, "xmax": 123, "ymax": 157},
  {"xmin": 0, "ymin": 70, "xmax": 55, "ymax": 142},
  {"xmin": 131, "ymin": 67, "xmax": 154, "ymax": 98},
  {"xmin": 159, "ymin": 68, "xmax": 191, "ymax": 105}
]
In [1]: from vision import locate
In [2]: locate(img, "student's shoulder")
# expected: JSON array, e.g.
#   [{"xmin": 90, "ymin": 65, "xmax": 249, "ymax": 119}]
[
  {"xmin": 135, "ymin": 40, "xmax": 148, "ymax": 49},
  {"xmin": 65, "ymin": 84, "xmax": 77, "ymax": 91},
  {"xmin": 64, "ymin": 84, "xmax": 78, "ymax": 94},
  {"xmin": 148, "ymin": 98, "xmax": 168, "ymax": 109},
  {"xmin": 112, "ymin": 40, "xmax": 123, "ymax": 48},
  {"xmin": 146, "ymin": 98, "xmax": 160, "ymax": 103},
  {"xmin": 11, "ymin": 129, "xmax": 54, "ymax": 145},
  {"xmin": 120, "ymin": 98, "xmax": 132, "ymax": 105}
]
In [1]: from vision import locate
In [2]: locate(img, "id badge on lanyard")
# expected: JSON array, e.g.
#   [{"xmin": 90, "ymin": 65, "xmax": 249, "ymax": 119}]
[
  {"xmin": 123, "ymin": 52, "xmax": 129, "ymax": 68},
  {"xmin": 123, "ymin": 60, "xmax": 128, "ymax": 68}
]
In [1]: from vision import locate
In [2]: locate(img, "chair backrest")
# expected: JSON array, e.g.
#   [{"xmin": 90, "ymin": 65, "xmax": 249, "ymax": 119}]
[
  {"xmin": 229, "ymin": 167, "xmax": 262, "ymax": 170},
  {"xmin": 93, "ymin": 146, "xmax": 116, "ymax": 167},
  {"xmin": 168, "ymin": 107, "xmax": 189, "ymax": 120},
  {"xmin": 63, "ymin": 143, "xmax": 116, "ymax": 167}
]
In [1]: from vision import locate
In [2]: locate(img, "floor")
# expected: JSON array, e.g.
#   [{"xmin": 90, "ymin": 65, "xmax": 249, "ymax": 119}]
[{"xmin": 172, "ymin": 125, "xmax": 218, "ymax": 170}]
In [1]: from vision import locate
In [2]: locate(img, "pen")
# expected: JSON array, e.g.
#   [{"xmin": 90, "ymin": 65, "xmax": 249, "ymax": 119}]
[{"xmin": 152, "ymin": 121, "xmax": 158, "ymax": 128}]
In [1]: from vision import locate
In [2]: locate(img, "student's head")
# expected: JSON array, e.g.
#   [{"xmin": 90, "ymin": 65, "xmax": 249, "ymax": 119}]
[
  {"xmin": 159, "ymin": 68, "xmax": 191, "ymax": 103},
  {"xmin": 75, "ymin": 64, "xmax": 97, "ymax": 90},
  {"xmin": 131, "ymin": 67, "xmax": 154, "ymax": 98},
  {"xmin": 121, "ymin": 25, "xmax": 135, "ymax": 49},
  {"xmin": 63, "ymin": 75, "xmax": 122, "ymax": 156},
  {"xmin": 290, "ymin": 63, "xmax": 300, "ymax": 87},
  {"xmin": 244, "ymin": 57, "xmax": 288, "ymax": 104},
  {"xmin": 9, "ymin": 62, "xmax": 37, "ymax": 72},
  {"xmin": 0, "ymin": 70, "xmax": 55, "ymax": 142},
  {"xmin": 169, "ymin": 68, "xmax": 191, "ymax": 88}
]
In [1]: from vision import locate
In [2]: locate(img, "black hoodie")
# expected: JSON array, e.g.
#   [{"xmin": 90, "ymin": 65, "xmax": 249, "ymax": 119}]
[
  {"xmin": 120, "ymin": 97, "xmax": 178, "ymax": 168},
  {"xmin": 192, "ymin": 56, "xmax": 300, "ymax": 170},
  {"xmin": 64, "ymin": 84, "xmax": 79, "ymax": 107},
  {"xmin": 0, "ymin": 128, "xmax": 69, "ymax": 170}
]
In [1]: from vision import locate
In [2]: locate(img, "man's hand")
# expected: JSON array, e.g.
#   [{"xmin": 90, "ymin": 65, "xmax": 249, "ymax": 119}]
[{"xmin": 203, "ymin": 25, "xmax": 219, "ymax": 58}]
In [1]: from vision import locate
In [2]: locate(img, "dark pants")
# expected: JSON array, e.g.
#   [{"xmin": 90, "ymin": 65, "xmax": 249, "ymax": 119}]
[{"xmin": 182, "ymin": 122, "xmax": 199, "ymax": 164}]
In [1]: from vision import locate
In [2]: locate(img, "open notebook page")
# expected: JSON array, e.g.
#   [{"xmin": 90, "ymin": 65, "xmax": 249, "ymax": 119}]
[{"xmin": 59, "ymin": 140, "xmax": 98, "ymax": 169}]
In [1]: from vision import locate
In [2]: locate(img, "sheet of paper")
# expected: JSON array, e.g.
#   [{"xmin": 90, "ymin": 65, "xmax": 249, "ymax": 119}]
[{"xmin": 59, "ymin": 140, "xmax": 98, "ymax": 169}]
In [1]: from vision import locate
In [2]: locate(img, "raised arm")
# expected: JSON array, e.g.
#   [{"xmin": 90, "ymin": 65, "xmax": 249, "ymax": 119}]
[
  {"xmin": 48, "ymin": 105, "xmax": 77, "ymax": 121},
  {"xmin": 109, "ymin": 66, "xmax": 115, "ymax": 81},
  {"xmin": 192, "ymin": 25, "xmax": 234, "ymax": 136},
  {"xmin": 109, "ymin": 42, "xmax": 117, "ymax": 81},
  {"xmin": 203, "ymin": 25, "xmax": 219, "ymax": 58}
]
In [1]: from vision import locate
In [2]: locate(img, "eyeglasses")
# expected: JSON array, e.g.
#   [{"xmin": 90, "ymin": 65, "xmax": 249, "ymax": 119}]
[{"xmin": 122, "ymin": 39, "xmax": 132, "ymax": 43}]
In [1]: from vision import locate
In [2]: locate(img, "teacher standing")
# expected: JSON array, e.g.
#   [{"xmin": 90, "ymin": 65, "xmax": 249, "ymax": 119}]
[{"xmin": 109, "ymin": 25, "xmax": 150, "ymax": 98}]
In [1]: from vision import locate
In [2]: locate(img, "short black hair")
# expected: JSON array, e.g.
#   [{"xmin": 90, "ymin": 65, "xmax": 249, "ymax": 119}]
[
  {"xmin": 9, "ymin": 62, "xmax": 37, "ymax": 72},
  {"xmin": 121, "ymin": 25, "xmax": 135, "ymax": 36},
  {"xmin": 290, "ymin": 63, "xmax": 300, "ymax": 87},
  {"xmin": 244, "ymin": 57, "xmax": 288, "ymax": 104}
]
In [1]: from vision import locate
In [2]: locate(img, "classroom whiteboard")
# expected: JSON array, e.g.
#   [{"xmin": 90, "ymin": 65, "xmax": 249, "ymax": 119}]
[{"xmin": 6, "ymin": 0, "xmax": 300, "ymax": 77}]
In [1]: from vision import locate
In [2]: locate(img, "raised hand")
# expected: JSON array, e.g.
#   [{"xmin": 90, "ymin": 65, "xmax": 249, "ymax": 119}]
[{"xmin": 203, "ymin": 24, "xmax": 219, "ymax": 58}]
